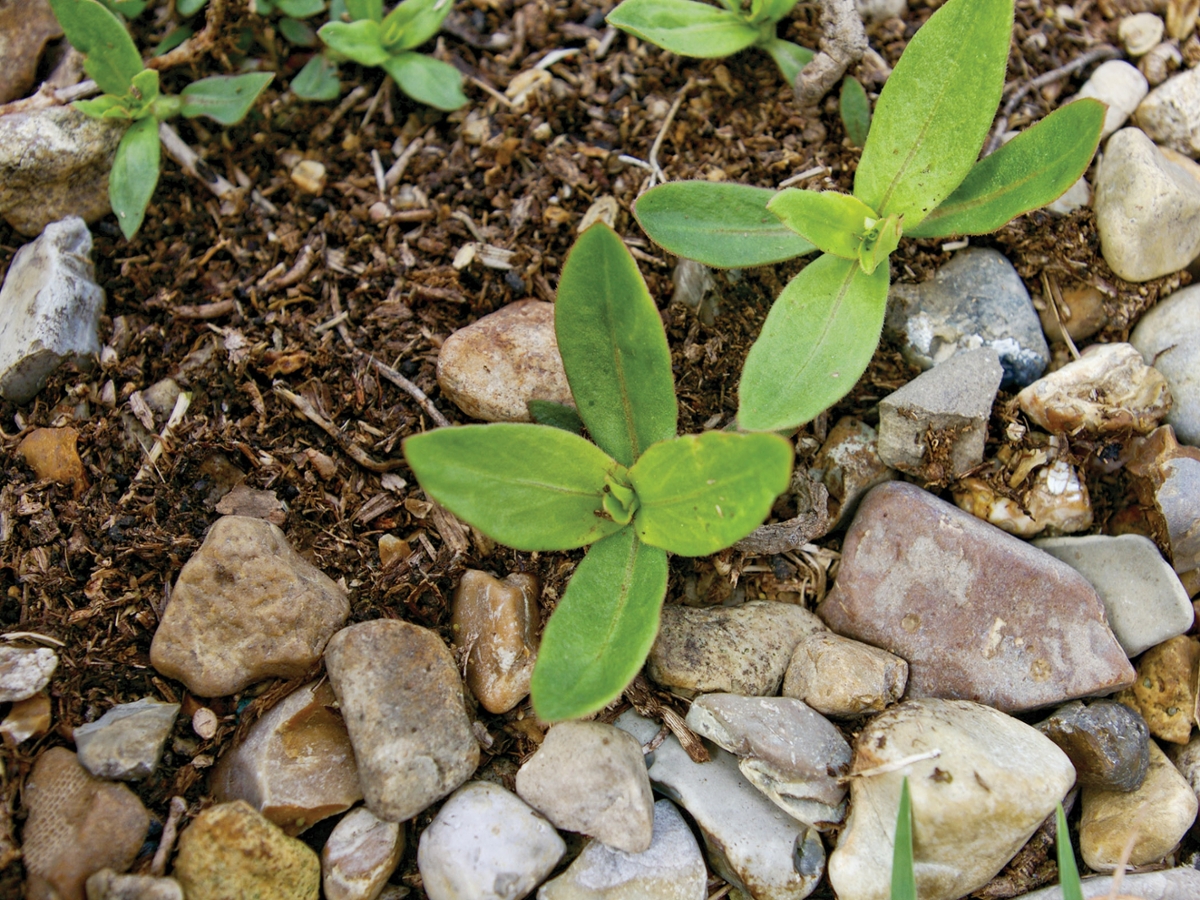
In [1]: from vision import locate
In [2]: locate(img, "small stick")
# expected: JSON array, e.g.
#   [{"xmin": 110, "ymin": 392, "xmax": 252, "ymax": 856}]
[
  {"xmin": 258, "ymin": 236, "xmax": 322, "ymax": 290},
  {"xmin": 118, "ymin": 391, "xmax": 192, "ymax": 507},
  {"xmin": 273, "ymin": 382, "xmax": 403, "ymax": 472},
  {"xmin": 146, "ymin": 0, "xmax": 226, "ymax": 70},
  {"xmin": 647, "ymin": 78, "xmax": 693, "ymax": 188},
  {"xmin": 312, "ymin": 84, "xmax": 370, "ymax": 143},
  {"xmin": 845, "ymin": 749, "xmax": 942, "ymax": 780},
  {"xmin": 385, "ymin": 135, "xmax": 426, "ymax": 188},
  {"xmin": 779, "ymin": 165, "xmax": 828, "ymax": 189},
  {"xmin": 150, "ymin": 796, "xmax": 187, "ymax": 876},
  {"xmin": 469, "ymin": 76, "xmax": 514, "ymax": 108},
  {"xmin": 371, "ymin": 149, "xmax": 386, "ymax": 197},
  {"xmin": 1042, "ymin": 272, "xmax": 1081, "ymax": 360},
  {"xmin": 366, "ymin": 355, "xmax": 452, "ymax": 428},
  {"xmin": 328, "ymin": 283, "xmax": 355, "ymax": 349},
  {"xmin": 159, "ymin": 122, "xmax": 236, "ymax": 198},
  {"xmin": 173, "ymin": 299, "xmax": 235, "ymax": 320}
]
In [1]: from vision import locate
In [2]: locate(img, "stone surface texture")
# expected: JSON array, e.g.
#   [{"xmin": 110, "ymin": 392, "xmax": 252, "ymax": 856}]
[
  {"xmin": 1136, "ymin": 67, "xmax": 1200, "ymax": 156},
  {"xmin": 809, "ymin": 417, "xmax": 895, "ymax": 530},
  {"xmin": 84, "ymin": 871, "xmax": 184, "ymax": 900},
  {"xmin": 0, "ymin": 645, "xmax": 57, "ymax": 702},
  {"xmin": 1120, "ymin": 12, "xmax": 1165, "ymax": 55},
  {"xmin": 782, "ymin": 632, "xmax": 907, "ymax": 717},
  {"xmin": 1013, "ymin": 868, "xmax": 1200, "ymax": 899},
  {"xmin": 321, "ymin": 806, "xmax": 404, "ymax": 900},
  {"xmin": 954, "ymin": 458, "xmax": 1093, "ymax": 538},
  {"xmin": 74, "ymin": 697, "xmax": 180, "ymax": 781},
  {"xmin": 1074, "ymin": 59, "xmax": 1150, "ymax": 137},
  {"xmin": 1036, "ymin": 700, "xmax": 1151, "ymax": 791},
  {"xmin": 452, "ymin": 569, "xmax": 539, "ymax": 714},
  {"xmin": 1117, "ymin": 636, "xmax": 1199, "ymax": 744},
  {"xmin": 1131, "ymin": 284, "xmax": 1200, "ymax": 446}
]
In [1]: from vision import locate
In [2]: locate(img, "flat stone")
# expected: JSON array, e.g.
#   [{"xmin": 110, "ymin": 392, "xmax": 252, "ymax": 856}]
[
  {"xmin": 1127, "ymin": 426, "xmax": 1200, "ymax": 574},
  {"xmin": 85, "ymin": 871, "xmax": 184, "ymax": 900},
  {"xmin": 828, "ymin": 699, "xmax": 1075, "ymax": 900},
  {"xmin": 809, "ymin": 418, "xmax": 895, "ymax": 530},
  {"xmin": 452, "ymin": 570, "xmax": 539, "ymax": 714},
  {"xmin": 0, "ymin": 645, "xmax": 56, "ymax": 702},
  {"xmin": 1011, "ymin": 868, "xmax": 1200, "ymax": 899},
  {"xmin": 515, "ymin": 720, "xmax": 654, "ymax": 853},
  {"xmin": 1116, "ymin": 636, "xmax": 1199, "ymax": 744},
  {"xmin": 817, "ymin": 482, "xmax": 1135, "ymax": 713},
  {"xmin": 211, "ymin": 680, "xmax": 361, "ymax": 835},
  {"xmin": 436, "ymin": 299, "xmax": 573, "ymax": 422},
  {"xmin": 885, "ymin": 248, "xmax": 1049, "ymax": 388},
  {"xmin": 0, "ymin": 0, "xmax": 61, "ymax": 103},
  {"xmin": 646, "ymin": 601, "xmax": 825, "ymax": 698},
  {"xmin": 324, "ymin": 619, "xmax": 480, "ymax": 823},
  {"xmin": 782, "ymin": 632, "xmax": 907, "ymax": 718},
  {"xmin": 74, "ymin": 697, "xmax": 180, "ymax": 781},
  {"xmin": 1094, "ymin": 128, "xmax": 1200, "ymax": 282},
  {"xmin": 954, "ymin": 458, "xmax": 1093, "ymax": 538},
  {"xmin": 2, "ymin": 691, "xmax": 51, "ymax": 744},
  {"xmin": 1131, "ymin": 284, "xmax": 1200, "ymax": 446},
  {"xmin": 417, "ymin": 781, "xmax": 566, "ymax": 900},
  {"xmin": 1080, "ymin": 741, "xmax": 1198, "ymax": 870},
  {"xmin": 876, "ymin": 347, "xmax": 1003, "ymax": 481},
  {"xmin": 321, "ymin": 806, "xmax": 404, "ymax": 900},
  {"xmin": 684, "ymin": 694, "xmax": 850, "ymax": 827},
  {"xmin": 1136, "ymin": 67, "xmax": 1200, "ymax": 157},
  {"xmin": 616, "ymin": 710, "xmax": 825, "ymax": 900},
  {"xmin": 1073, "ymin": 59, "xmax": 1149, "ymax": 138},
  {"xmin": 18, "ymin": 427, "xmax": 87, "ymax": 496},
  {"xmin": 537, "ymin": 799, "xmax": 707, "ymax": 900},
  {"xmin": 1035, "ymin": 700, "xmax": 1151, "ymax": 791},
  {"xmin": 150, "ymin": 515, "xmax": 350, "ymax": 697},
  {"xmin": 173, "ymin": 800, "xmax": 320, "ymax": 900}
]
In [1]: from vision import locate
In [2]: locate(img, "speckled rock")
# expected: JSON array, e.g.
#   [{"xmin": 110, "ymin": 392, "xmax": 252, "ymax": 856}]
[
  {"xmin": 321, "ymin": 806, "xmax": 404, "ymax": 900},
  {"xmin": 1131, "ymin": 284, "xmax": 1200, "ymax": 446},
  {"xmin": 1116, "ymin": 636, "xmax": 1199, "ymax": 744},
  {"xmin": 1036, "ymin": 700, "xmax": 1151, "ymax": 791},
  {"xmin": 0, "ymin": 646, "xmax": 57, "ymax": 702},
  {"xmin": 452, "ymin": 570, "xmax": 539, "ymax": 714},
  {"xmin": 1136, "ymin": 67, "xmax": 1200, "ymax": 157},
  {"xmin": 1073, "ymin": 59, "xmax": 1149, "ymax": 137},
  {"xmin": 809, "ymin": 418, "xmax": 895, "ymax": 530},
  {"xmin": 782, "ymin": 632, "xmax": 907, "ymax": 718},
  {"xmin": 74, "ymin": 698, "xmax": 180, "ymax": 781},
  {"xmin": 84, "ymin": 871, "xmax": 184, "ymax": 900}
]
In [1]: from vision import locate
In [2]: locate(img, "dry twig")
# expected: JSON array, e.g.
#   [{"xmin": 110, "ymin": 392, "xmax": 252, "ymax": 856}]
[
  {"xmin": 366, "ymin": 355, "xmax": 453, "ymax": 428},
  {"xmin": 793, "ymin": 0, "xmax": 867, "ymax": 110},
  {"xmin": 273, "ymin": 383, "xmax": 403, "ymax": 473}
]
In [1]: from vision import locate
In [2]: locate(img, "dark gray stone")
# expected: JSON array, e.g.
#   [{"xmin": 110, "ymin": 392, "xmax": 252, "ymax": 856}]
[{"xmin": 1036, "ymin": 701, "xmax": 1151, "ymax": 791}]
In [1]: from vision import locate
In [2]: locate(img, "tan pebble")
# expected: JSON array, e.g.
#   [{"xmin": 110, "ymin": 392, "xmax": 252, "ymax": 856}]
[
  {"xmin": 304, "ymin": 448, "xmax": 337, "ymax": 480},
  {"xmin": 452, "ymin": 570, "xmax": 539, "ymax": 714},
  {"xmin": 368, "ymin": 201, "xmax": 390, "ymax": 222},
  {"xmin": 17, "ymin": 427, "xmax": 86, "ymax": 497},
  {"xmin": 1139, "ymin": 41, "xmax": 1182, "ymax": 86},
  {"xmin": 192, "ymin": 707, "xmax": 218, "ymax": 740},
  {"xmin": 1117, "ymin": 635, "xmax": 1199, "ymax": 744},
  {"xmin": 783, "ymin": 632, "xmax": 907, "ymax": 717},
  {"xmin": 0, "ymin": 691, "xmax": 51, "ymax": 744},
  {"xmin": 378, "ymin": 535, "xmax": 410, "ymax": 568},
  {"xmin": 1120, "ymin": 13, "xmax": 1166, "ymax": 55},
  {"xmin": 291, "ymin": 160, "xmax": 326, "ymax": 195},
  {"xmin": 1036, "ymin": 285, "xmax": 1108, "ymax": 343},
  {"xmin": 321, "ymin": 806, "xmax": 404, "ymax": 900}
]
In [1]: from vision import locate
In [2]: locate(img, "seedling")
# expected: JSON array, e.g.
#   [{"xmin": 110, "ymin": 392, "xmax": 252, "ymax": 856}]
[
  {"xmin": 633, "ymin": 0, "xmax": 1105, "ymax": 432},
  {"xmin": 404, "ymin": 224, "xmax": 793, "ymax": 721},
  {"xmin": 49, "ymin": 0, "xmax": 273, "ymax": 239}
]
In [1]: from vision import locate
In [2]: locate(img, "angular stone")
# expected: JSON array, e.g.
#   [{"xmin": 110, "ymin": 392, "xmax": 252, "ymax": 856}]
[
  {"xmin": 782, "ymin": 632, "xmax": 907, "ymax": 718},
  {"xmin": 515, "ymin": 721, "xmax": 654, "ymax": 853},
  {"xmin": 324, "ymin": 620, "xmax": 480, "ymax": 822},
  {"xmin": 0, "ymin": 645, "xmax": 56, "ymax": 702},
  {"xmin": 211, "ymin": 681, "xmax": 361, "ymax": 835},
  {"xmin": 1116, "ymin": 636, "xmax": 1199, "ymax": 744},
  {"xmin": 818, "ymin": 482, "xmax": 1135, "ymax": 713},
  {"xmin": 0, "ymin": 0, "xmax": 62, "ymax": 103},
  {"xmin": 321, "ymin": 806, "xmax": 403, "ymax": 900},
  {"xmin": 17, "ymin": 427, "xmax": 87, "ymax": 497},
  {"xmin": 74, "ymin": 697, "xmax": 180, "ymax": 781},
  {"xmin": 417, "ymin": 781, "xmax": 565, "ymax": 900},
  {"xmin": 877, "ymin": 347, "xmax": 1003, "ymax": 481},
  {"xmin": 1136, "ymin": 67, "xmax": 1200, "ymax": 157},
  {"xmin": 1036, "ymin": 700, "xmax": 1151, "ymax": 791},
  {"xmin": 647, "ymin": 601, "xmax": 825, "ymax": 698},
  {"xmin": 809, "ymin": 418, "xmax": 895, "ymax": 530},
  {"xmin": 1127, "ymin": 427, "xmax": 1200, "ymax": 574},
  {"xmin": 436, "ymin": 300, "xmax": 573, "ymax": 422},
  {"xmin": 828, "ymin": 699, "xmax": 1075, "ymax": 900},
  {"xmin": 84, "ymin": 870, "xmax": 184, "ymax": 900},
  {"xmin": 2, "ymin": 691, "xmax": 51, "ymax": 744},
  {"xmin": 452, "ymin": 570, "xmax": 539, "ymax": 714},
  {"xmin": 150, "ymin": 515, "xmax": 350, "ymax": 697},
  {"xmin": 1131, "ymin": 284, "xmax": 1200, "ymax": 446},
  {"xmin": 173, "ymin": 800, "xmax": 320, "ymax": 900},
  {"xmin": 1073, "ymin": 59, "xmax": 1149, "ymax": 138},
  {"xmin": 684, "ymin": 694, "xmax": 850, "ymax": 827},
  {"xmin": 1080, "ymin": 741, "xmax": 1197, "ymax": 870}
]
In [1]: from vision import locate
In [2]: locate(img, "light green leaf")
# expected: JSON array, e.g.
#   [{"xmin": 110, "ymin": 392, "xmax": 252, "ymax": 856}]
[
  {"xmin": 345, "ymin": 0, "xmax": 381, "ymax": 20},
  {"xmin": 739, "ymin": 252, "xmax": 889, "ymax": 432},
  {"xmin": 606, "ymin": 0, "xmax": 760, "ymax": 57},
  {"xmin": 381, "ymin": 52, "xmax": 467, "ymax": 110},
  {"xmin": 279, "ymin": 16, "xmax": 318, "ymax": 46},
  {"xmin": 531, "ymin": 528, "xmax": 668, "ymax": 722},
  {"xmin": 556, "ymin": 223, "xmax": 677, "ymax": 468},
  {"xmin": 892, "ymin": 778, "xmax": 916, "ymax": 900},
  {"xmin": 749, "ymin": 0, "xmax": 798, "ymax": 25},
  {"xmin": 49, "ymin": 0, "xmax": 144, "ymax": 96},
  {"xmin": 180, "ymin": 73, "xmax": 273, "ymax": 124},
  {"xmin": 318, "ymin": 19, "xmax": 391, "ymax": 65},
  {"xmin": 292, "ymin": 54, "xmax": 341, "ymax": 100},
  {"xmin": 858, "ymin": 212, "xmax": 901, "ymax": 275},
  {"xmin": 634, "ymin": 181, "xmax": 816, "ymax": 268},
  {"xmin": 380, "ymin": 0, "xmax": 453, "ymax": 52},
  {"xmin": 277, "ymin": 0, "xmax": 324, "ymax": 17},
  {"xmin": 74, "ymin": 94, "xmax": 134, "ymax": 119},
  {"xmin": 853, "ymin": 0, "xmax": 1011, "ymax": 225},
  {"xmin": 906, "ymin": 99, "xmax": 1106, "ymax": 239},
  {"xmin": 761, "ymin": 38, "xmax": 813, "ymax": 86},
  {"xmin": 630, "ymin": 431, "xmax": 792, "ymax": 556},
  {"xmin": 1056, "ymin": 803, "xmax": 1084, "ymax": 900},
  {"xmin": 106, "ymin": 0, "xmax": 148, "ymax": 16},
  {"xmin": 402, "ymin": 424, "xmax": 627, "ymax": 551},
  {"xmin": 109, "ymin": 116, "xmax": 160, "ymax": 239},
  {"xmin": 177, "ymin": 0, "xmax": 207, "ymax": 14},
  {"xmin": 767, "ymin": 189, "xmax": 877, "ymax": 260},
  {"xmin": 528, "ymin": 400, "xmax": 584, "ymax": 435},
  {"xmin": 839, "ymin": 75, "xmax": 870, "ymax": 147}
]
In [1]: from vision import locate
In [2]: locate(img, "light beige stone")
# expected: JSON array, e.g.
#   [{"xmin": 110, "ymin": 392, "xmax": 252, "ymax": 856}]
[
  {"xmin": 783, "ymin": 632, "xmax": 907, "ymax": 717},
  {"xmin": 0, "ymin": 645, "xmax": 57, "ymax": 702},
  {"xmin": 1136, "ymin": 67, "xmax": 1200, "ymax": 157},
  {"xmin": 452, "ymin": 570, "xmax": 539, "ymax": 714},
  {"xmin": 85, "ymin": 870, "xmax": 184, "ymax": 900},
  {"xmin": 0, "ymin": 0, "xmax": 61, "ymax": 104},
  {"xmin": 321, "ymin": 806, "xmax": 404, "ymax": 900}
]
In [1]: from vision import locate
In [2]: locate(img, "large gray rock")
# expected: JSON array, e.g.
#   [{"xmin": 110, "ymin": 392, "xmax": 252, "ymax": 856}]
[
  {"xmin": 1131, "ymin": 284, "xmax": 1200, "ymax": 446},
  {"xmin": 74, "ymin": 698, "xmax": 180, "ymax": 782},
  {"xmin": 1136, "ymin": 67, "xmax": 1200, "ymax": 157}
]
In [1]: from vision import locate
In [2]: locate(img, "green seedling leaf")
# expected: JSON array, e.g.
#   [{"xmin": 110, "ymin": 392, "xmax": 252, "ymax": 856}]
[
  {"xmin": 177, "ymin": 0, "xmax": 207, "ymax": 14},
  {"xmin": 154, "ymin": 25, "xmax": 193, "ymax": 56},
  {"xmin": 380, "ymin": 0, "xmax": 453, "ymax": 52},
  {"xmin": 345, "ymin": 0, "xmax": 381, "ymax": 20},
  {"xmin": 767, "ymin": 189, "xmax": 878, "ymax": 261},
  {"xmin": 527, "ymin": 400, "xmax": 584, "ymax": 435},
  {"xmin": 634, "ymin": 182, "xmax": 816, "ymax": 269},
  {"xmin": 277, "ymin": 0, "xmax": 324, "ymax": 17},
  {"xmin": 607, "ymin": 0, "xmax": 760, "ymax": 58},
  {"xmin": 49, "ymin": 0, "xmax": 144, "ymax": 96},
  {"xmin": 74, "ymin": 94, "xmax": 134, "ymax": 119},
  {"xmin": 892, "ymin": 777, "xmax": 917, "ymax": 900},
  {"xmin": 180, "ymin": 73, "xmax": 274, "ymax": 125},
  {"xmin": 105, "ymin": 0, "xmax": 148, "ymax": 17},
  {"xmin": 839, "ymin": 75, "xmax": 870, "ymax": 147},
  {"xmin": 630, "ymin": 431, "xmax": 792, "ymax": 556},
  {"xmin": 531, "ymin": 528, "xmax": 669, "ymax": 721},
  {"xmin": 318, "ymin": 19, "xmax": 391, "ymax": 65},
  {"xmin": 858, "ymin": 212, "xmax": 901, "ymax": 275},
  {"xmin": 1055, "ymin": 803, "xmax": 1084, "ymax": 900},
  {"xmin": 110, "ymin": 116, "xmax": 160, "ymax": 239},
  {"xmin": 749, "ymin": 0, "xmax": 798, "ymax": 25},
  {"xmin": 738, "ymin": 252, "xmax": 889, "ymax": 432},
  {"xmin": 279, "ymin": 16, "xmax": 318, "ymax": 46},
  {"xmin": 761, "ymin": 38, "xmax": 813, "ymax": 86},
  {"xmin": 381, "ymin": 52, "xmax": 467, "ymax": 110},
  {"xmin": 603, "ymin": 472, "xmax": 639, "ymax": 525},
  {"xmin": 906, "ymin": 99, "xmax": 1106, "ymax": 239},
  {"xmin": 292, "ymin": 54, "xmax": 341, "ymax": 100},
  {"xmin": 853, "ymin": 0, "xmax": 1011, "ymax": 226},
  {"xmin": 556, "ymin": 223, "xmax": 677, "ymax": 468},
  {"xmin": 403, "ymin": 424, "xmax": 628, "ymax": 551}
]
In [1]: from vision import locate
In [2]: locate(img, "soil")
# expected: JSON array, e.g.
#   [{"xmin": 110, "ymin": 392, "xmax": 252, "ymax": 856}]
[{"xmin": 0, "ymin": 0, "xmax": 1196, "ymax": 896}]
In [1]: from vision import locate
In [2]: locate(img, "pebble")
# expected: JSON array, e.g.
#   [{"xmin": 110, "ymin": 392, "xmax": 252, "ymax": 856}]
[
  {"xmin": 1136, "ymin": 67, "xmax": 1200, "ymax": 157},
  {"xmin": 1079, "ymin": 741, "xmax": 1197, "ymax": 870},
  {"xmin": 452, "ymin": 570, "xmax": 539, "ymax": 714},
  {"xmin": 876, "ymin": 347, "xmax": 1003, "ymax": 481},
  {"xmin": 436, "ymin": 300, "xmax": 574, "ymax": 422},
  {"xmin": 1015, "ymin": 342, "xmax": 1172, "ymax": 436},
  {"xmin": 684, "ymin": 693, "xmax": 850, "ymax": 827},
  {"xmin": 0, "ymin": 0, "xmax": 61, "ymax": 103},
  {"xmin": 377, "ymin": 534, "xmax": 408, "ymax": 567},
  {"xmin": 537, "ymin": 799, "xmax": 707, "ymax": 900},
  {"xmin": 85, "ymin": 871, "xmax": 184, "ymax": 900},
  {"xmin": 324, "ymin": 620, "xmax": 480, "ymax": 823},
  {"xmin": 855, "ymin": 0, "xmax": 906, "ymax": 21},
  {"xmin": 828, "ymin": 699, "xmax": 1075, "ymax": 900},
  {"xmin": 1072, "ymin": 59, "xmax": 1150, "ymax": 138},
  {"xmin": 616, "ymin": 710, "xmax": 826, "ymax": 900},
  {"xmin": 211, "ymin": 680, "xmax": 361, "ymax": 835},
  {"xmin": 290, "ymin": 159, "xmax": 327, "ymax": 195},
  {"xmin": 646, "ymin": 601, "xmax": 825, "ymax": 698},
  {"xmin": 23, "ymin": 747, "xmax": 150, "ymax": 900},
  {"xmin": 1126, "ymin": 426, "xmax": 1200, "ymax": 575},
  {"xmin": 150, "ymin": 515, "xmax": 350, "ymax": 697},
  {"xmin": 1116, "ymin": 636, "xmax": 1199, "ymax": 744},
  {"xmin": 1035, "ymin": 700, "xmax": 1151, "ymax": 791},
  {"xmin": 0, "ymin": 216, "xmax": 105, "ymax": 404},
  {"xmin": 1094, "ymin": 128, "xmax": 1200, "ymax": 282},
  {"xmin": 1166, "ymin": 732, "xmax": 1200, "ymax": 818},
  {"xmin": 0, "ymin": 645, "xmax": 57, "ymax": 702},
  {"xmin": 321, "ymin": 806, "xmax": 404, "ymax": 900},
  {"xmin": 2, "ymin": 690, "xmax": 51, "ymax": 744},
  {"xmin": 956, "ymin": 457, "xmax": 1093, "ymax": 537},
  {"xmin": 515, "ymin": 720, "xmax": 654, "ymax": 853},
  {"xmin": 1011, "ymin": 867, "xmax": 1200, "ymax": 899},
  {"xmin": 817, "ymin": 482, "xmax": 1135, "ymax": 713},
  {"xmin": 1120, "ymin": 12, "xmax": 1166, "ymax": 55},
  {"xmin": 74, "ymin": 697, "xmax": 180, "ymax": 781},
  {"xmin": 18, "ymin": 427, "xmax": 87, "ymax": 496},
  {"xmin": 809, "ymin": 418, "xmax": 895, "ymax": 530},
  {"xmin": 1036, "ymin": 284, "xmax": 1108, "ymax": 343},
  {"xmin": 1131, "ymin": 284, "xmax": 1200, "ymax": 446},
  {"xmin": 782, "ymin": 632, "xmax": 907, "ymax": 717},
  {"xmin": 173, "ymin": 800, "xmax": 321, "ymax": 900},
  {"xmin": 1139, "ymin": 40, "xmax": 1183, "ymax": 87},
  {"xmin": 417, "ymin": 781, "xmax": 566, "ymax": 900}
]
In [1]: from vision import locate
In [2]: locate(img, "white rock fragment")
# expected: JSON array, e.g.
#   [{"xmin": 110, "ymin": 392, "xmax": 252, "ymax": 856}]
[
  {"xmin": 1073, "ymin": 60, "xmax": 1149, "ymax": 138},
  {"xmin": 1136, "ymin": 68, "xmax": 1200, "ymax": 158},
  {"xmin": 0, "ymin": 646, "xmax": 57, "ymax": 703},
  {"xmin": 1131, "ymin": 284, "xmax": 1200, "ymax": 446},
  {"xmin": 1120, "ymin": 13, "xmax": 1166, "ymax": 55}
]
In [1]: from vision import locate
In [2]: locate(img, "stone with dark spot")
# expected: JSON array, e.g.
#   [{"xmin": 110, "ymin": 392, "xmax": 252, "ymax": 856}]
[{"xmin": 1036, "ymin": 700, "xmax": 1151, "ymax": 791}]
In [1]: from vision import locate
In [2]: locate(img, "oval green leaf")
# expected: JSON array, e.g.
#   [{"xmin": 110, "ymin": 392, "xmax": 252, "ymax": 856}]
[
  {"xmin": 277, "ymin": 0, "xmax": 325, "ymax": 17},
  {"xmin": 318, "ymin": 19, "xmax": 391, "ymax": 66},
  {"xmin": 381, "ymin": 52, "xmax": 466, "ymax": 110},
  {"xmin": 767, "ymin": 188, "xmax": 877, "ymax": 260},
  {"xmin": 750, "ymin": 0, "xmax": 799, "ymax": 25},
  {"xmin": 380, "ymin": 0, "xmax": 453, "ymax": 52},
  {"xmin": 905, "ymin": 99, "xmax": 1106, "ymax": 239},
  {"xmin": 633, "ymin": 181, "xmax": 816, "ymax": 269},
  {"xmin": 738, "ymin": 252, "xmax": 889, "ymax": 432},
  {"xmin": 346, "ymin": 0, "xmax": 381, "ymax": 21},
  {"xmin": 531, "ymin": 528, "xmax": 668, "ymax": 722},
  {"xmin": 403, "ymin": 423, "xmax": 626, "ymax": 551},
  {"xmin": 180, "ymin": 73, "xmax": 273, "ymax": 125},
  {"xmin": 110, "ymin": 116, "xmax": 160, "ymax": 239},
  {"xmin": 292, "ymin": 53, "xmax": 341, "ymax": 100},
  {"xmin": 606, "ymin": 0, "xmax": 759, "ymax": 57},
  {"xmin": 556, "ymin": 223, "xmax": 677, "ymax": 468},
  {"xmin": 853, "ymin": 0, "xmax": 1011, "ymax": 226},
  {"xmin": 527, "ymin": 399, "xmax": 584, "ymax": 435},
  {"xmin": 49, "ymin": 0, "xmax": 144, "ymax": 96},
  {"xmin": 761, "ymin": 38, "xmax": 814, "ymax": 86},
  {"xmin": 839, "ymin": 75, "xmax": 871, "ymax": 147},
  {"xmin": 630, "ymin": 431, "xmax": 793, "ymax": 556}
]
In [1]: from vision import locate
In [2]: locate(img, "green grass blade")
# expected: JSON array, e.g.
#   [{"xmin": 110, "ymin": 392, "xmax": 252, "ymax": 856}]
[
  {"xmin": 892, "ymin": 777, "xmax": 916, "ymax": 900},
  {"xmin": 607, "ymin": 0, "xmax": 759, "ymax": 57},
  {"xmin": 1056, "ymin": 802, "xmax": 1084, "ymax": 900}
]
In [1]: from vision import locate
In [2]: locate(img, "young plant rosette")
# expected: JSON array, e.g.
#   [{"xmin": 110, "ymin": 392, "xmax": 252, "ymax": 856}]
[
  {"xmin": 632, "ymin": 0, "xmax": 1105, "ymax": 433},
  {"xmin": 403, "ymin": 224, "xmax": 793, "ymax": 721}
]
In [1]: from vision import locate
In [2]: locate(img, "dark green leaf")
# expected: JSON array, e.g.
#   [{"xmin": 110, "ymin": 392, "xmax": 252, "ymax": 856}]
[
  {"xmin": 108, "ymin": 0, "xmax": 148, "ymax": 17},
  {"xmin": 177, "ymin": 0, "xmax": 207, "ymax": 15},
  {"xmin": 531, "ymin": 528, "xmax": 668, "ymax": 721},
  {"xmin": 556, "ymin": 223, "xmax": 677, "ymax": 468},
  {"xmin": 292, "ymin": 54, "xmax": 341, "ymax": 100},
  {"xmin": 606, "ymin": 0, "xmax": 759, "ymax": 57},
  {"xmin": 279, "ymin": 16, "xmax": 318, "ymax": 45},
  {"xmin": 109, "ymin": 116, "xmax": 160, "ymax": 239},
  {"xmin": 760, "ymin": 38, "xmax": 813, "ymax": 86},
  {"xmin": 153, "ymin": 25, "xmax": 193, "ymax": 56},
  {"xmin": 892, "ymin": 778, "xmax": 916, "ymax": 900},
  {"xmin": 380, "ymin": 0, "xmax": 453, "ymax": 52},
  {"xmin": 381, "ymin": 52, "xmax": 466, "ymax": 110},
  {"xmin": 180, "ymin": 73, "xmax": 273, "ymax": 124},
  {"xmin": 1055, "ymin": 803, "xmax": 1084, "ymax": 900},
  {"xmin": 839, "ymin": 75, "xmax": 870, "ymax": 147},
  {"xmin": 528, "ymin": 400, "xmax": 584, "ymax": 435},
  {"xmin": 49, "ymin": 0, "xmax": 144, "ymax": 96},
  {"xmin": 318, "ymin": 19, "xmax": 391, "ymax": 65},
  {"xmin": 767, "ymin": 188, "xmax": 876, "ymax": 260},
  {"xmin": 345, "ymin": 0, "xmax": 381, "ymax": 20},
  {"xmin": 277, "ymin": 0, "xmax": 325, "ymax": 17},
  {"xmin": 633, "ymin": 181, "xmax": 816, "ymax": 268}
]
